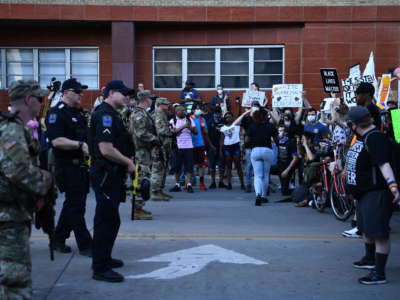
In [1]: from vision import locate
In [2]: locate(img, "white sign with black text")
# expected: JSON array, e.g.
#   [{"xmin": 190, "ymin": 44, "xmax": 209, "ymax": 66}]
[{"xmin": 272, "ymin": 84, "xmax": 303, "ymax": 108}]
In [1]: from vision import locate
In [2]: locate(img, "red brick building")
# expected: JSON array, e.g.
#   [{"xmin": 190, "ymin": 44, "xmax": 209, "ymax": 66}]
[{"xmin": 0, "ymin": 1, "xmax": 399, "ymax": 113}]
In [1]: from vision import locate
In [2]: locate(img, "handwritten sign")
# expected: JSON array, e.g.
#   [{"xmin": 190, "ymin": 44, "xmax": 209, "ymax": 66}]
[
  {"xmin": 342, "ymin": 75, "xmax": 376, "ymax": 107},
  {"xmin": 320, "ymin": 68, "xmax": 340, "ymax": 93},
  {"xmin": 242, "ymin": 90, "xmax": 266, "ymax": 107},
  {"xmin": 272, "ymin": 84, "xmax": 303, "ymax": 108},
  {"xmin": 349, "ymin": 63, "xmax": 361, "ymax": 79},
  {"xmin": 377, "ymin": 74, "xmax": 391, "ymax": 109},
  {"xmin": 391, "ymin": 109, "xmax": 400, "ymax": 143}
]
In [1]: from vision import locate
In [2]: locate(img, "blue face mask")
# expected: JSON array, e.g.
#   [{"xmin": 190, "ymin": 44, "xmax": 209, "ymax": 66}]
[
  {"xmin": 252, "ymin": 107, "xmax": 259, "ymax": 112},
  {"xmin": 278, "ymin": 132, "xmax": 284, "ymax": 139},
  {"xmin": 195, "ymin": 109, "xmax": 202, "ymax": 116}
]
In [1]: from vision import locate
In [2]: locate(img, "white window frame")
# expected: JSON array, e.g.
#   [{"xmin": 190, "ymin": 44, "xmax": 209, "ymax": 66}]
[
  {"xmin": 152, "ymin": 45, "xmax": 285, "ymax": 91},
  {"xmin": 0, "ymin": 47, "xmax": 99, "ymax": 90}
]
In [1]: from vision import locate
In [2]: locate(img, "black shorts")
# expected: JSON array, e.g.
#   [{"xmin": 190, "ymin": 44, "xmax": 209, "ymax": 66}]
[
  {"xmin": 193, "ymin": 146, "xmax": 205, "ymax": 165},
  {"xmin": 356, "ymin": 189, "xmax": 394, "ymax": 239},
  {"xmin": 176, "ymin": 148, "xmax": 194, "ymax": 174}
]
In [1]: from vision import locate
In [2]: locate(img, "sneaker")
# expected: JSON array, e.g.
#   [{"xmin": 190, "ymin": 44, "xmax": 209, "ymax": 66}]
[
  {"xmin": 209, "ymin": 182, "xmax": 217, "ymax": 189},
  {"xmin": 187, "ymin": 185, "xmax": 194, "ymax": 193},
  {"xmin": 358, "ymin": 270, "xmax": 387, "ymax": 285},
  {"xmin": 218, "ymin": 182, "xmax": 227, "ymax": 188},
  {"xmin": 342, "ymin": 227, "xmax": 362, "ymax": 238},
  {"xmin": 54, "ymin": 243, "xmax": 72, "ymax": 253},
  {"xmin": 169, "ymin": 185, "xmax": 181, "ymax": 192},
  {"xmin": 246, "ymin": 184, "xmax": 252, "ymax": 193},
  {"xmin": 352, "ymin": 257, "xmax": 375, "ymax": 270},
  {"xmin": 200, "ymin": 183, "xmax": 207, "ymax": 190},
  {"xmin": 226, "ymin": 183, "xmax": 232, "ymax": 190}
]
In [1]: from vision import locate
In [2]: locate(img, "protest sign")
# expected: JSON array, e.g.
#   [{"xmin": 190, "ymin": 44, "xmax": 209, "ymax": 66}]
[
  {"xmin": 349, "ymin": 63, "xmax": 361, "ymax": 79},
  {"xmin": 391, "ymin": 109, "xmax": 400, "ymax": 143},
  {"xmin": 242, "ymin": 90, "xmax": 266, "ymax": 107},
  {"xmin": 362, "ymin": 52, "xmax": 378, "ymax": 100},
  {"xmin": 377, "ymin": 74, "xmax": 391, "ymax": 109},
  {"xmin": 320, "ymin": 98, "xmax": 336, "ymax": 112},
  {"xmin": 272, "ymin": 84, "xmax": 303, "ymax": 108},
  {"xmin": 320, "ymin": 68, "xmax": 340, "ymax": 94}
]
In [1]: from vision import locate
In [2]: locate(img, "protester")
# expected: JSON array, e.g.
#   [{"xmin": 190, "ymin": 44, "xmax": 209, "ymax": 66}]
[
  {"xmin": 304, "ymin": 108, "xmax": 329, "ymax": 145},
  {"xmin": 246, "ymin": 109, "xmax": 278, "ymax": 205},
  {"xmin": 219, "ymin": 111, "xmax": 250, "ymax": 190},
  {"xmin": 211, "ymin": 84, "xmax": 231, "ymax": 114}
]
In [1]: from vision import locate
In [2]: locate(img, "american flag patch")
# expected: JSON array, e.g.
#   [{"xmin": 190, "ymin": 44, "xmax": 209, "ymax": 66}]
[{"xmin": 3, "ymin": 138, "xmax": 17, "ymax": 150}]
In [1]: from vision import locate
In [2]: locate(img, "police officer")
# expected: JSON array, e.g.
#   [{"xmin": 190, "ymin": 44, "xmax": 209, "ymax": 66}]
[
  {"xmin": 152, "ymin": 97, "xmax": 174, "ymax": 201},
  {"xmin": 89, "ymin": 80, "xmax": 135, "ymax": 282},
  {"xmin": 129, "ymin": 90, "xmax": 160, "ymax": 219},
  {"xmin": 45, "ymin": 78, "xmax": 92, "ymax": 256},
  {"xmin": 0, "ymin": 80, "xmax": 53, "ymax": 299}
]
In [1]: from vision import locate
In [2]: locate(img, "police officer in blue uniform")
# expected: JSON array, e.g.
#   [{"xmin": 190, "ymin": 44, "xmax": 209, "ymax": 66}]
[
  {"xmin": 45, "ymin": 78, "xmax": 93, "ymax": 256},
  {"xmin": 89, "ymin": 80, "xmax": 136, "ymax": 282}
]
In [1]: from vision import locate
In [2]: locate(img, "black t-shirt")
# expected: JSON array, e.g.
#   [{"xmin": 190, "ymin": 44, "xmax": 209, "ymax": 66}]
[
  {"xmin": 367, "ymin": 103, "xmax": 381, "ymax": 129},
  {"xmin": 278, "ymin": 137, "xmax": 297, "ymax": 166},
  {"xmin": 279, "ymin": 119, "xmax": 303, "ymax": 138},
  {"xmin": 89, "ymin": 102, "xmax": 133, "ymax": 165},
  {"xmin": 345, "ymin": 129, "xmax": 390, "ymax": 199},
  {"xmin": 203, "ymin": 112, "xmax": 223, "ymax": 147},
  {"xmin": 247, "ymin": 122, "xmax": 278, "ymax": 149},
  {"xmin": 46, "ymin": 101, "xmax": 87, "ymax": 160}
]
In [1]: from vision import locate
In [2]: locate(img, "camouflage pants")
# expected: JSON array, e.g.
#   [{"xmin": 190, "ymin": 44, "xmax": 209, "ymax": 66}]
[
  {"xmin": 151, "ymin": 158, "xmax": 166, "ymax": 193},
  {"xmin": 135, "ymin": 149, "xmax": 152, "ymax": 210},
  {"xmin": 0, "ymin": 222, "xmax": 32, "ymax": 300}
]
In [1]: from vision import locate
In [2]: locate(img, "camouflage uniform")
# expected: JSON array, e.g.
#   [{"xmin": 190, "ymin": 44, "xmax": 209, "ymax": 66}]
[
  {"xmin": 0, "ymin": 80, "xmax": 51, "ymax": 300},
  {"xmin": 151, "ymin": 98, "xmax": 174, "ymax": 192},
  {"xmin": 129, "ymin": 91, "xmax": 161, "ymax": 210}
]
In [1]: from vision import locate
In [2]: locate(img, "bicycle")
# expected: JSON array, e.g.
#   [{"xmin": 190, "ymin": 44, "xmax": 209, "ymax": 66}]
[
  {"xmin": 329, "ymin": 145, "xmax": 354, "ymax": 221},
  {"xmin": 311, "ymin": 158, "xmax": 330, "ymax": 212}
]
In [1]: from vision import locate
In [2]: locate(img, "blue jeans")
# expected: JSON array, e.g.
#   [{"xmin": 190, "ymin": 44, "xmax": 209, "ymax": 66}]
[
  {"xmin": 245, "ymin": 148, "xmax": 252, "ymax": 185},
  {"xmin": 251, "ymin": 147, "xmax": 274, "ymax": 198}
]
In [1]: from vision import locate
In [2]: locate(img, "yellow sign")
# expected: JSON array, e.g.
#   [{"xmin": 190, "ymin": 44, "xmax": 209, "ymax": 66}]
[{"xmin": 377, "ymin": 74, "xmax": 391, "ymax": 109}]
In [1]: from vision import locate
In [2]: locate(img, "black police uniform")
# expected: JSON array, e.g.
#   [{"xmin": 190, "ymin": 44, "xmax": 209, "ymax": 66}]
[
  {"xmin": 46, "ymin": 101, "xmax": 92, "ymax": 252},
  {"xmin": 89, "ymin": 101, "xmax": 134, "ymax": 274}
]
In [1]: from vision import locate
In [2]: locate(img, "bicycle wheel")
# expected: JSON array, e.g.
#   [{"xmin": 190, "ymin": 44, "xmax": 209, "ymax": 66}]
[
  {"xmin": 329, "ymin": 174, "xmax": 353, "ymax": 221},
  {"xmin": 314, "ymin": 185, "xmax": 325, "ymax": 212}
]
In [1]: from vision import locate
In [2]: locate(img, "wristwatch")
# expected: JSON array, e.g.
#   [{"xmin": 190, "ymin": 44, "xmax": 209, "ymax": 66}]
[{"xmin": 78, "ymin": 141, "xmax": 84, "ymax": 150}]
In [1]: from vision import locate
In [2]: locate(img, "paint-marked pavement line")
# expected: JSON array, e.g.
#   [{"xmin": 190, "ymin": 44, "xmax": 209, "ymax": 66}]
[{"xmin": 31, "ymin": 233, "xmax": 400, "ymax": 242}]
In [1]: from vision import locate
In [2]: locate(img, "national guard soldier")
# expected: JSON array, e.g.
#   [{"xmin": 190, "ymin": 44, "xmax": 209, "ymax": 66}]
[
  {"xmin": 129, "ymin": 90, "xmax": 161, "ymax": 219},
  {"xmin": 0, "ymin": 80, "xmax": 53, "ymax": 299},
  {"xmin": 45, "ymin": 78, "xmax": 93, "ymax": 256},
  {"xmin": 89, "ymin": 80, "xmax": 136, "ymax": 282},
  {"xmin": 152, "ymin": 97, "xmax": 174, "ymax": 201}
]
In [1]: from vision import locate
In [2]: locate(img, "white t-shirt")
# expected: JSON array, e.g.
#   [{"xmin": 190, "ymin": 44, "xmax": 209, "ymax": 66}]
[{"xmin": 220, "ymin": 125, "xmax": 241, "ymax": 145}]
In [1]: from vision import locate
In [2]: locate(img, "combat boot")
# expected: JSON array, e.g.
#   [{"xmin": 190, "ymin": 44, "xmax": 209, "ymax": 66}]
[
  {"xmin": 134, "ymin": 207, "xmax": 152, "ymax": 220},
  {"xmin": 151, "ymin": 191, "xmax": 170, "ymax": 201},
  {"xmin": 161, "ymin": 190, "xmax": 173, "ymax": 199}
]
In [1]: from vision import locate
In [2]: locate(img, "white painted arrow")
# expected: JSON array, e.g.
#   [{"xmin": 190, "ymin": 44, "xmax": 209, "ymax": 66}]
[{"xmin": 127, "ymin": 244, "xmax": 268, "ymax": 280}]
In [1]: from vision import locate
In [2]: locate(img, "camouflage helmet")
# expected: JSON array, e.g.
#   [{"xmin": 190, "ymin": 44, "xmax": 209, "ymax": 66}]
[{"xmin": 8, "ymin": 80, "xmax": 49, "ymax": 101}]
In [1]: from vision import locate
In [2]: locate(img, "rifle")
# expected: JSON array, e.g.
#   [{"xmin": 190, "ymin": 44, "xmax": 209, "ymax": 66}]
[{"xmin": 35, "ymin": 181, "xmax": 57, "ymax": 261}]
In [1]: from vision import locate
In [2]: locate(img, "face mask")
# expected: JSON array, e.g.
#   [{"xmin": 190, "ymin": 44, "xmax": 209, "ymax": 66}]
[
  {"xmin": 217, "ymin": 89, "xmax": 223, "ymax": 95},
  {"xmin": 278, "ymin": 132, "xmax": 284, "ymax": 139},
  {"xmin": 252, "ymin": 107, "xmax": 259, "ymax": 112},
  {"xmin": 186, "ymin": 109, "xmax": 191, "ymax": 115},
  {"xmin": 8, "ymin": 104, "xmax": 12, "ymax": 112},
  {"xmin": 307, "ymin": 115, "xmax": 316, "ymax": 123},
  {"xmin": 284, "ymin": 121, "xmax": 291, "ymax": 127},
  {"xmin": 146, "ymin": 107, "xmax": 151, "ymax": 112},
  {"xmin": 195, "ymin": 109, "xmax": 202, "ymax": 116}
]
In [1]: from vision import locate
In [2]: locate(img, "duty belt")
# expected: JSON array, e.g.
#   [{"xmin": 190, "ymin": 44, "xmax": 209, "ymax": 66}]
[{"xmin": 56, "ymin": 158, "xmax": 83, "ymax": 166}]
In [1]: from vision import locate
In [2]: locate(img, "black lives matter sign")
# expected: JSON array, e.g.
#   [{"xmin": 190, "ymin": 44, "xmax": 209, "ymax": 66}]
[{"xmin": 320, "ymin": 68, "xmax": 340, "ymax": 94}]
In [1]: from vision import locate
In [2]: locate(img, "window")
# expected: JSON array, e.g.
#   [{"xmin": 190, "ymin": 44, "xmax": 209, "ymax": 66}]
[
  {"xmin": 0, "ymin": 47, "xmax": 99, "ymax": 89},
  {"xmin": 153, "ymin": 46, "xmax": 284, "ymax": 90}
]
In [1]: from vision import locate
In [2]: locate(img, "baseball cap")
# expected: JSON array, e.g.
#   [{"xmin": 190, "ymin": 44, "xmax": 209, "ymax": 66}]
[
  {"xmin": 137, "ymin": 90, "xmax": 155, "ymax": 102},
  {"xmin": 61, "ymin": 78, "xmax": 88, "ymax": 92},
  {"xmin": 355, "ymin": 82, "xmax": 375, "ymax": 97},
  {"xmin": 8, "ymin": 80, "xmax": 49, "ymax": 101},
  {"xmin": 185, "ymin": 80, "xmax": 194, "ymax": 86},
  {"xmin": 344, "ymin": 106, "xmax": 371, "ymax": 124},
  {"xmin": 155, "ymin": 97, "xmax": 170, "ymax": 105},
  {"xmin": 103, "ymin": 80, "xmax": 135, "ymax": 98}
]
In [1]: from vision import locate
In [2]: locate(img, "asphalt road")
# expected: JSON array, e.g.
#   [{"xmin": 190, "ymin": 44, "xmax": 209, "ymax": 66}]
[{"xmin": 31, "ymin": 176, "xmax": 400, "ymax": 300}]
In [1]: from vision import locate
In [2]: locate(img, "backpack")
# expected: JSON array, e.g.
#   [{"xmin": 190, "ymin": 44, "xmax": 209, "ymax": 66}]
[{"xmin": 363, "ymin": 130, "xmax": 400, "ymax": 185}]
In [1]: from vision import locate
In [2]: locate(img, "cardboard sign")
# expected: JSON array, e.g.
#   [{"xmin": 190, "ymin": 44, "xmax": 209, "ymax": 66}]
[
  {"xmin": 391, "ymin": 109, "xmax": 400, "ymax": 143},
  {"xmin": 377, "ymin": 74, "xmax": 391, "ymax": 109},
  {"xmin": 320, "ymin": 68, "xmax": 340, "ymax": 93},
  {"xmin": 242, "ymin": 90, "xmax": 266, "ymax": 107},
  {"xmin": 272, "ymin": 84, "xmax": 303, "ymax": 108}
]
